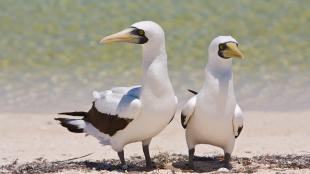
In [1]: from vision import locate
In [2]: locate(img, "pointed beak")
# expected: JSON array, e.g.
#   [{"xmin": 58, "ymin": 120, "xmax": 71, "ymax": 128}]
[
  {"xmin": 223, "ymin": 42, "xmax": 244, "ymax": 59},
  {"xmin": 99, "ymin": 28, "xmax": 139, "ymax": 44}
]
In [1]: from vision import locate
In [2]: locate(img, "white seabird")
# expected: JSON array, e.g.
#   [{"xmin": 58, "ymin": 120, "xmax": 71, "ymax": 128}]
[
  {"xmin": 55, "ymin": 21, "xmax": 177, "ymax": 169},
  {"xmin": 181, "ymin": 36, "xmax": 244, "ymax": 169}
]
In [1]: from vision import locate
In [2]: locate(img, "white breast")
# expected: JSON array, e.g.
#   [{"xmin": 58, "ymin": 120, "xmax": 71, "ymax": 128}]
[{"xmin": 186, "ymin": 71, "xmax": 236, "ymax": 148}]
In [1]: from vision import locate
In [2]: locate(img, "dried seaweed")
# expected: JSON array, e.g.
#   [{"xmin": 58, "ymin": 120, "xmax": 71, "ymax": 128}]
[{"xmin": 1, "ymin": 154, "xmax": 309, "ymax": 174}]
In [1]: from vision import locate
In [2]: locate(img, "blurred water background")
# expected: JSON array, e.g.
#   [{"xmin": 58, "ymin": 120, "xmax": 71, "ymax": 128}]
[{"xmin": 0, "ymin": 0, "xmax": 309, "ymax": 113}]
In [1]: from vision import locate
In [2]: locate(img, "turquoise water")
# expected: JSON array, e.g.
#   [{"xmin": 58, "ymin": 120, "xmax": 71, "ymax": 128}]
[{"xmin": 0, "ymin": 0, "xmax": 309, "ymax": 112}]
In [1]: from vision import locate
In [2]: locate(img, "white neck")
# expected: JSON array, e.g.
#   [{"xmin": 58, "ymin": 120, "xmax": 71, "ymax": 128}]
[
  {"xmin": 206, "ymin": 53, "xmax": 233, "ymax": 75},
  {"xmin": 142, "ymin": 41, "xmax": 166, "ymax": 73},
  {"xmin": 140, "ymin": 41, "xmax": 174, "ymax": 97},
  {"xmin": 203, "ymin": 53, "xmax": 235, "ymax": 111},
  {"xmin": 204, "ymin": 52, "xmax": 234, "ymax": 93}
]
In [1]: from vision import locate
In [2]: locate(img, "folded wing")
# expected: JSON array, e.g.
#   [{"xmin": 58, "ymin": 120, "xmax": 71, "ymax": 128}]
[
  {"xmin": 233, "ymin": 104, "xmax": 244, "ymax": 138},
  {"xmin": 85, "ymin": 86, "xmax": 142, "ymax": 136},
  {"xmin": 181, "ymin": 95, "xmax": 197, "ymax": 129}
]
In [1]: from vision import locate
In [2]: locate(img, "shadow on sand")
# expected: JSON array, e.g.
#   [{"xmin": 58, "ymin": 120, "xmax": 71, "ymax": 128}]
[
  {"xmin": 1, "ymin": 153, "xmax": 309, "ymax": 173},
  {"xmin": 172, "ymin": 155, "xmax": 229, "ymax": 173}
]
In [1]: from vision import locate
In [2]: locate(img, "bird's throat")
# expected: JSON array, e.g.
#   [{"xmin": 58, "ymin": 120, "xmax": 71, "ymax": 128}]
[{"xmin": 141, "ymin": 45, "xmax": 173, "ymax": 98}]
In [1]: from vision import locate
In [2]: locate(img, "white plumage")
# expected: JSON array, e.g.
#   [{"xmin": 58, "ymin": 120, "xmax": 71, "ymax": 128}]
[
  {"xmin": 181, "ymin": 95, "xmax": 196, "ymax": 127},
  {"xmin": 233, "ymin": 104, "xmax": 244, "ymax": 137},
  {"xmin": 181, "ymin": 36, "xmax": 244, "ymax": 168},
  {"xmin": 56, "ymin": 21, "xmax": 177, "ymax": 169},
  {"xmin": 93, "ymin": 86, "xmax": 141, "ymax": 119},
  {"xmin": 92, "ymin": 21, "xmax": 177, "ymax": 152},
  {"xmin": 83, "ymin": 86, "xmax": 142, "ymax": 146},
  {"xmin": 84, "ymin": 122, "xmax": 112, "ymax": 145}
]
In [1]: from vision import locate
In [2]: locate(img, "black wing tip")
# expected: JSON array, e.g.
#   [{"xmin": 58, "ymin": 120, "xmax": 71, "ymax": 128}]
[
  {"xmin": 58, "ymin": 112, "xmax": 67, "ymax": 115},
  {"xmin": 235, "ymin": 126, "xmax": 243, "ymax": 138},
  {"xmin": 55, "ymin": 117, "xmax": 65, "ymax": 121},
  {"xmin": 181, "ymin": 113, "xmax": 187, "ymax": 129},
  {"xmin": 67, "ymin": 127, "xmax": 84, "ymax": 133},
  {"xmin": 187, "ymin": 89, "xmax": 198, "ymax": 95},
  {"xmin": 168, "ymin": 115, "xmax": 175, "ymax": 124},
  {"xmin": 58, "ymin": 111, "xmax": 87, "ymax": 116}
]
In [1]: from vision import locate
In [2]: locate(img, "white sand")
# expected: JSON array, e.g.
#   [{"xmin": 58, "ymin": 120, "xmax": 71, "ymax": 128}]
[{"xmin": 1, "ymin": 111, "xmax": 310, "ymax": 173}]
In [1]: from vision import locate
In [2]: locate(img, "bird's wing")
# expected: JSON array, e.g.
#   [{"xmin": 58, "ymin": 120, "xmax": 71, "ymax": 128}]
[
  {"xmin": 110, "ymin": 85, "xmax": 141, "ymax": 97},
  {"xmin": 233, "ymin": 104, "xmax": 244, "ymax": 138},
  {"xmin": 80, "ymin": 86, "xmax": 142, "ymax": 137},
  {"xmin": 181, "ymin": 95, "xmax": 197, "ymax": 129},
  {"xmin": 93, "ymin": 86, "xmax": 141, "ymax": 119},
  {"xmin": 93, "ymin": 85, "xmax": 140, "ymax": 99}
]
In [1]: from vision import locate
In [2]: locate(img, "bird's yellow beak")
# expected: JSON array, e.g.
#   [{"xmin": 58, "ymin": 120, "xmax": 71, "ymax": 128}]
[
  {"xmin": 99, "ymin": 28, "xmax": 139, "ymax": 44},
  {"xmin": 223, "ymin": 42, "xmax": 244, "ymax": 59}
]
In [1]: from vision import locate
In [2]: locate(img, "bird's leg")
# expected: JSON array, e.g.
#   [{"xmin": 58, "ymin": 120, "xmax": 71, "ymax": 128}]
[
  {"xmin": 224, "ymin": 153, "xmax": 232, "ymax": 169},
  {"xmin": 142, "ymin": 145, "xmax": 152, "ymax": 168},
  {"xmin": 188, "ymin": 148, "xmax": 195, "ymax": 169},
  {"xmin": 142, "ymin": 138, "xmax": 153, "ymax": 168},
  {"xmin": 117, "ymin": 150, "xmax": 128, "ymax": 170}
]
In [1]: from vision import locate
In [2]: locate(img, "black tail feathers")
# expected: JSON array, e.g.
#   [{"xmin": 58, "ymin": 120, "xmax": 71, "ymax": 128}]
[
  {"xmin": 187, "ymin": 89, "xmax": 198, "ymax": 95},
  {"xmin": 55, "ymin": 118, "xmax": 84, "ymax": 133},
  {"xmin": 58, "ymin": 111, "xmax": 87, "ymax": 117}
]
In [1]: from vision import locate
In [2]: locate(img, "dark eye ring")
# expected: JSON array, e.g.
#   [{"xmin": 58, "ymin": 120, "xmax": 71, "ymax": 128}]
[
  {"xmin": 219, "ymin": 44, "xmax": 225, "ymax": 50},
  {"xmin": 138, "ymin": 29, "xmax": 145, "ymax": 36}
]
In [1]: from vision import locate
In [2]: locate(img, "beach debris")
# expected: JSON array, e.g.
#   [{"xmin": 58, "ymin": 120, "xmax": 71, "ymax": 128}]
[{"xmin": 0, "ymin": 154, "xmax": 309, "ymax": 173}]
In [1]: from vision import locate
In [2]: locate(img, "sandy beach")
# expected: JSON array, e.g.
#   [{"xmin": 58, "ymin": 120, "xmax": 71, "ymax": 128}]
[
  {"xmin": 1, "ymin": 110, "xmax": 310, "ymax": 173},
  {"xmin": 0, "ymin": 1, "xmax": 309, "ymax": 173}
]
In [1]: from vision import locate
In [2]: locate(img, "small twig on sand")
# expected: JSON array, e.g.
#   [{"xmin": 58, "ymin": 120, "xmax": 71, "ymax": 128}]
[{"xmin": 52, "ymin": 153, "xmax": 93, "ymax": 163}]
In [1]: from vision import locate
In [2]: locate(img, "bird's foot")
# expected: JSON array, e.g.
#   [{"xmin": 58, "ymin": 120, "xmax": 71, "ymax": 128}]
[
  {"xmin": 144, "ymin": 162, "xmax": 156, "ymax": 171},
  {"xmin": 187, "ymin": 162, "xmax": 195, "ymax": 170},
  {"xmin": 223, "ymin": 163, "xmax": 232, "ymax": 170},
  {"xmin": 117, "ymin": 150, "xmax": 128, "ymax": 170},
  {"xmin": 187, "ymin": 148, "xmax": 195, "ymax": 170},
  {"xmin": 121, "ymin": 164, "xmax": 128, "ymax": 170}
]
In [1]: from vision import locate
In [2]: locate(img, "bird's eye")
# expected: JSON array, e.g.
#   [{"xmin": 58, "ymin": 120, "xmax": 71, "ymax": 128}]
[
  {"xmin": 219, "ymin": 44, "xmax": 225, "ymax": 50},
  {"xmin": 138, "ymin": 29, "xmax": 145, "ymax": 36}
]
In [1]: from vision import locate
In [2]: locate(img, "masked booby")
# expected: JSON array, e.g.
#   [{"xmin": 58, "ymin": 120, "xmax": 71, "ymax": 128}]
[
  {"xmin": 181, "ymin": 36, "xmax": 244, "ymax": 169},
  {"xmin": 55, "ymin": 21, "xmax": 177, "ymax": 169}
]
